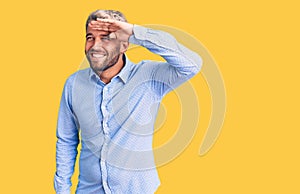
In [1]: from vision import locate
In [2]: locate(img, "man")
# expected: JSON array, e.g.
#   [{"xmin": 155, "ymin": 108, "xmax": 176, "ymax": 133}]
[{"xmin": 54, "ymin": 10, "xmax": 202, "ymax": 194}]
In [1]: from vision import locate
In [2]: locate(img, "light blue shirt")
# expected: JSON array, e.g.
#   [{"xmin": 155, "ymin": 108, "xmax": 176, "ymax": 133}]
[{"xmin": 54, "ymin": 25, "xmax": 202, "ymax": 194}]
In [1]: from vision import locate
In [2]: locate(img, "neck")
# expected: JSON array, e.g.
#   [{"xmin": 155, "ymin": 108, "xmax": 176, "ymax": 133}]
[{"xmin": 99, "ymin": 54, "xmax": 125, "ymax": 84}]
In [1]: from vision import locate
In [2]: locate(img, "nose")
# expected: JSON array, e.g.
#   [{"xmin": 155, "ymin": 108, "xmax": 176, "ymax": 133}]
[{"xmin": 92, "ymin": 37, "xmax": 103, "ymax": 49}]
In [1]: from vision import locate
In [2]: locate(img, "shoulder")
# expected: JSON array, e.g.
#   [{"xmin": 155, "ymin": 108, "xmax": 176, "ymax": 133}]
[
  {"xmin": 64, "ymin": 68, "xmax": 90, "ymax": 90},
  {"xmin": 66, "ymin": 68, "xmax": 90, "ymax": 83}
]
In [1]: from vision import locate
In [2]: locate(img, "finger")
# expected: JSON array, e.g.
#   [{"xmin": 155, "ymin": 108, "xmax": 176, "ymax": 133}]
[
  {"xmin": 89, "ymin": 21, "xmax": 111, "ymax": 27},
  {"xmin": 96, "ymin": 18, "xmax": 115, "ymax": 23},
  {"xmin": 96, "ymin": 19, "xmax": 119, "ymax": 30},
  {"xmin": 92, "ymin": 27, "xmax": 110, "ymax": 31},
  {"xmin": 90, "ymin": 20, "xmax": 98, "ymax": 25},
  {"xmin": 89, "ymin": 20, "xmax": 122, "ymax": 33},
  {"xmin": 89, "ymin": 24, "xmax": 110, "ymax": 31},
  {"xmin": 89, "ymin": 29, "xmax": 110, "ymax": 36}
]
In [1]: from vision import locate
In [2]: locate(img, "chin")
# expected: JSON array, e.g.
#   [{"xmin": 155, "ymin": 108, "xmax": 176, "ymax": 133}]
[
  {"xmin": 92, "ymin": 63, "xmax": 109, "ymax": 71},
  {"xmin": 92, "ymin": 66, "xmax": 105, "ymax": 72}
]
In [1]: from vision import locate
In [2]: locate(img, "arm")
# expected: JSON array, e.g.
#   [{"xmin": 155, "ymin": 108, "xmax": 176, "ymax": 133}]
[
  {"xmin": 89, "ymin": 19, "xmax": 202, "ymax": 94},
  {"xmin": 54, "ymin": 76, "xmax": 79, "ymax": 194},
  {"xmin": 129, "ymin": 24, "xmax": 202, "ymax": 95}
]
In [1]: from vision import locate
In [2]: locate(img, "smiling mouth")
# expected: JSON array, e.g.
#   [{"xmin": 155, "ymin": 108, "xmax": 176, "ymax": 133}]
[{"xmin": 91, "ymin": 53, "xmax": 106, "ymax": 58}]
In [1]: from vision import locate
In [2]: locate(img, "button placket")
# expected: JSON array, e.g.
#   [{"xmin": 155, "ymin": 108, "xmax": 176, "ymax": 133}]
[
  {"xmin": 100, "ymin": 85, "xmax": 112, "ymax": 194},
  {"xmin": 102, "ymin": 86, "xmax": 110, "ymax": 134}
]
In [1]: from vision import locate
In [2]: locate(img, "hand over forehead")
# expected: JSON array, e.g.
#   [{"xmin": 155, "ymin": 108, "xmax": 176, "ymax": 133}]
[
  {"xmin": 88, "ymin": 18, "xmax": 133, "ymax": 42},
  {"xmin": 88, "ymin": 19, "xmax": 121, "ymax": 32}
]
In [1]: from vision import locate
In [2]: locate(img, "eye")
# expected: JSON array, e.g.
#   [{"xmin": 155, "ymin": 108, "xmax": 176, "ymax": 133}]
[
  {"xmin": 86, "ymin": 36, "xmax": 94, "ymax": 41},
  {"xmin": 101, "ymin": 36, "xmax": 111, "ymax": 41}
]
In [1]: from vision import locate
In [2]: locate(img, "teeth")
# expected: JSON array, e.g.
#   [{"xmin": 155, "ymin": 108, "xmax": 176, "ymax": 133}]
[{"xmin": 92, "ymin": 53, "xmax": 105, "ymax": 58}]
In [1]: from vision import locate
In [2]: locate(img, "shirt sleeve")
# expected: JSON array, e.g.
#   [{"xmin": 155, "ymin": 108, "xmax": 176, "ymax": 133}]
[
  {"xmin": 54, "ymin": 75, "xmax": 79, "ymax": 194},
  {"xmin": 128, "ymin": 25, "xmax": 203, "ymax": 96}
]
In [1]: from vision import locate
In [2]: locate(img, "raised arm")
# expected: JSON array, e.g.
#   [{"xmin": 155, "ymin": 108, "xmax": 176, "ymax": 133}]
[
  {"xmin": 129, "ymin": 24, "xmax": 202, "ymax": 94},
  {"xmin": 89, "ymin": 19, "xmax": 202, "ymax": 95}
]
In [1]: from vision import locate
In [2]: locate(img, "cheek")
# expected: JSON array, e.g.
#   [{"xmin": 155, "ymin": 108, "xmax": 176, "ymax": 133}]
[{"xmin": 85, "ymin": 42, "xmax": 93, "ymax": 52}]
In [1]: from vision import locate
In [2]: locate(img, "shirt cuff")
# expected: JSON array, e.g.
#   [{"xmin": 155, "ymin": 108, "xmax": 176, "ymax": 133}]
[
  {"xmin": 56, "ymin": 190, "xmax": 70, "ymax": 194},
  {"xmin": 129, "ymin": 24, "xmax": 148, "ymax": 46},
  {"xmin": 54, "ymin": 174, "xmax": 71, "ymax": 194}
]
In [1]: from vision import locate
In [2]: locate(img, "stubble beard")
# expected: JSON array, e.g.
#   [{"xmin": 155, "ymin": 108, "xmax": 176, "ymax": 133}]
[{"xmin": 87, "ymin": 50, "xmax": 121, "ymax": 73}]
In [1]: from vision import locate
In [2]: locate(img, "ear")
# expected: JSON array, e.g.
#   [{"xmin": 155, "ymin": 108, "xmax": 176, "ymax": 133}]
[{"xmin": 120, "ymin": 41, "xmax": 129, "ymax": 53}]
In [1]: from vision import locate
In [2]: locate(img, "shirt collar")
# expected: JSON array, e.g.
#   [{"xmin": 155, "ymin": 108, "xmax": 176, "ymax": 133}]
[
  {"xmin": 88, "ymin": 54, "xmax": 134, "ymax": 84},
  {"xmin": 117, "ymin": 54, "xmax": 134, "ymax": 84}
]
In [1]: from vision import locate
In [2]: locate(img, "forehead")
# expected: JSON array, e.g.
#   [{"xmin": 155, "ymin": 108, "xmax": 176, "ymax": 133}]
[{"xmin": 86, "ymin": 26, "xmax": 110, "ymax": 36}]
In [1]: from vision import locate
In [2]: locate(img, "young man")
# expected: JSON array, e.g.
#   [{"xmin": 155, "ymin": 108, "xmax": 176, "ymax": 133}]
[{"xmin": 54, "ymin": 10, "xmax": 202, "ymax": 194}]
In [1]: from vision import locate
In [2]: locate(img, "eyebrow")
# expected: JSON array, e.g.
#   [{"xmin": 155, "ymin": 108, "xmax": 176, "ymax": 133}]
[
  {"xmin": 86, "ymin": 33, "xmax": 111, "ymax": 38},
  {"xmin": 86, "ymin": 33, "xmax": 93, "ymax": 38}
]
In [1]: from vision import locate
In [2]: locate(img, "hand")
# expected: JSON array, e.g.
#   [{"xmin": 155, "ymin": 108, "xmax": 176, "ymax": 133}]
[{"xmin": 89, "ymin": 19, "xmax": 134, "ymax": 42}]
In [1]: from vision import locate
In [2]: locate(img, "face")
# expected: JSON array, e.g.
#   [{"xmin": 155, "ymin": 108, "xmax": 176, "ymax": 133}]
[{"xmin": 85, "ymin": 25, "xmax": 122, "ymax": 72}]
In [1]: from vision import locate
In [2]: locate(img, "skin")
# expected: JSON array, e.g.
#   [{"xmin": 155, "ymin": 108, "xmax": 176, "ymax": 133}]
[{"xmin": 85, "ymin": 19, "xmax": 134, "ymax": 83}]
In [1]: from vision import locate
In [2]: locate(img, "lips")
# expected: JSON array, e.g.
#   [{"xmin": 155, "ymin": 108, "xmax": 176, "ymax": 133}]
[{"xmin": 91, "ymin": 53, "xmax": 106, "ymax": 58}]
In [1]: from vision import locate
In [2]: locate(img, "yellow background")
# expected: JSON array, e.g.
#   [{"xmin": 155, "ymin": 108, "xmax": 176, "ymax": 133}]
[{"xmin": 1, "ymin": 0, "xmax": 299, "ymax": 193}]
